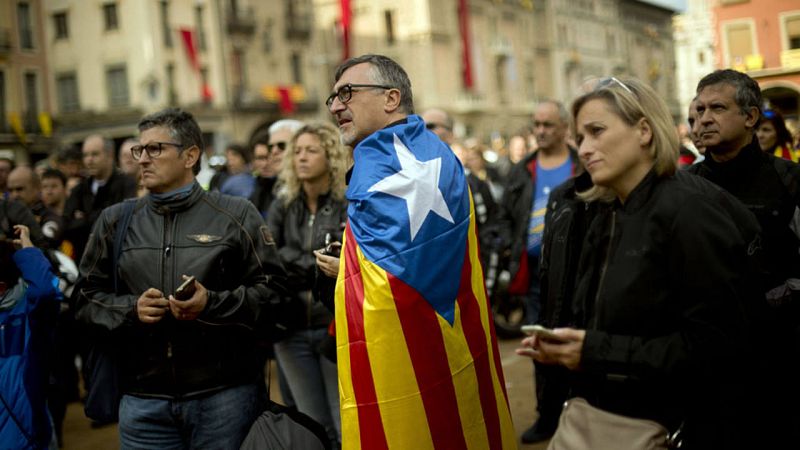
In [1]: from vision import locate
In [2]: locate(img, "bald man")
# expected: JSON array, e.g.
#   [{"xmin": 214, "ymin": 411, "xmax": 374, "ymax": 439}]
[
  {"xmin": 63, "ymin": 134, "xmax": 136, "ymax": 260},
  {"xmin": 8, "ymin": 166, "xmax": 64, "ymax": 249},
  {"xmin": 420, "ymin": 108, "xmax": 455, "ymax": 144}
]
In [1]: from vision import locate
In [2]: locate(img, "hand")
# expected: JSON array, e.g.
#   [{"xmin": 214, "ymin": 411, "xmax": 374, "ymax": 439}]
[
  {"xmin": 12, "ymin": 225, "xmax": 33, "ymax": 248},
  {"xmin": 314, "ymin": 249, "xmax": 341, "ymax": 278},
  {"xmin": 515, "ymin": 328, "xmax": 586, "ymax": 370},
  {"xmin": 137, "ymin": 288, "xmax": 169, "ymax": 324},
  {"xmin": 168, "ymin": 275, "xmax": 208, "ymax": 321}
]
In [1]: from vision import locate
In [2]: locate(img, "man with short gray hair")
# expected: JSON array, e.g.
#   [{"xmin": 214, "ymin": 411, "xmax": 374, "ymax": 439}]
[{"xmin": 75, "ymin": 108, "xmax": 287, "ymax": 449}]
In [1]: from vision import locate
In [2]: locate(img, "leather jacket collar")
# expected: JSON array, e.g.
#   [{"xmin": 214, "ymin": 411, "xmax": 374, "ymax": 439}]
[{"xmin": 146, "ymin": 181, "xmax": 204, "ymax": 215}]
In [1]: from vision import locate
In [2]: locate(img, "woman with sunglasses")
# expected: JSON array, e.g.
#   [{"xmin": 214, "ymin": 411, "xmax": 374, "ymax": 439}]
[
  {"xmin": 757, "ymin": 109, "xmax": 799, "ymax": 163},
  {"xmin": 517, "ymin": 77, "xmax": 757, "ymax": 448}
]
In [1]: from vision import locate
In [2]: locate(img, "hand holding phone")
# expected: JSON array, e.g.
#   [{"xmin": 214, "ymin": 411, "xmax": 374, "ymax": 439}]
[
  {"xmin": 174, "ymin": 276, "xmax": 197, "ymax": 301},
  {"xmin": 521, "ymin": 325, "xmax": 570, "ymax": 344}
]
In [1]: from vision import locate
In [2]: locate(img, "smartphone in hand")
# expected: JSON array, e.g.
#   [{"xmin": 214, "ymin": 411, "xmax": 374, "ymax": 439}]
[
  {"xmin": 174, "ymin": 276, "xmax": 197, "ymax": 301},
  {"xmin": 521, "ymin": 325, "xmax": 570, "ymax": 343}
]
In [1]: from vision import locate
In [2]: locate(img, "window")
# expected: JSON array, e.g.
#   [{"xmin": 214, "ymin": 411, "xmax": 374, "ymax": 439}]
[
  {"xmin": 18, "ymin": 2, "xmax": 34, "ymax": 49},
  {"xmin": 0, "ymin": 72, "xmax": 5, "ymax": 132},
  {"xmin": 384, "ymin": 10, "xmax": 395, "ymax": 45},
  {"xmin": 103, "ymin": 3, "xmax": 118, "ymax": 31},
  {"xmin": 785, "ymin": 15, "xmax": 800, "ymax": 49},
  {"xmin": 290, "ymin": 53, "xmax": 302, "ymax": 84},
  {"xmin": 56, "ymin": 73, "xmax": 80, "ymax": 113},
  {"xmin": 160, "ymin": 1, "xmax": 172, "ymax": 47},
  {"xmin": 166, "ymin": 63, "xmax": 177, "ymax": 104},
  {"xmin": 195, "ymin": 5, "xmax": 206, "ymax": 51},
  {"xmin": 24, "ymin": 72, "xmax": 38, "ymax": 128},
  {"xmin": 698, "ymin": 51, "xmax": 705, "ymax": 64},
  {"xmin": 723, "ymin": 21, "xmax": 756, "ymax": 67},
  {"xmin": 106, "ymin": 65, "xmax": 129, "ymax": 107},
  {"xmin": 53, "ymin": 12, "xmax": 68, "ymax": 39}
]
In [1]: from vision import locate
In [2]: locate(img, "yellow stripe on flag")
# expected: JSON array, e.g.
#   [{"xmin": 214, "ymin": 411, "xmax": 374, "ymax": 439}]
[{"xmin": 358, "ymin": 251, "xmax": 435, "ymax": 449}]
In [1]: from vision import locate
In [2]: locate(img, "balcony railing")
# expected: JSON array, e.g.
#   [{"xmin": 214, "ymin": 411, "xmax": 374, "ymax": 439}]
[
  {"xmin": 227, "ymin": 6, "xmax": 256, "ymax": 36},
  {"xmin": 780, "ymin": 48, "xmax": 800, "ymax": 70}
]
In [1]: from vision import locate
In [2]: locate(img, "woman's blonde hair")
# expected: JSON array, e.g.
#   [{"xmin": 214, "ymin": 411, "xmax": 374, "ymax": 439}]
[
  {"xmin": 572, "ymin": 77, "xmax": 679, "ymax": 202},
  {"xmin": 277, "ymin": 122, "xmax": 350, "ymax": 206}
]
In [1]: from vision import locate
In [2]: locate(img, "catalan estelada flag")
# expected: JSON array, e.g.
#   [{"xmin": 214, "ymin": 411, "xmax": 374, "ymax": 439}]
[{"xmin": 335, "ymin": 115, "xmax": 517, "ymax": 449}]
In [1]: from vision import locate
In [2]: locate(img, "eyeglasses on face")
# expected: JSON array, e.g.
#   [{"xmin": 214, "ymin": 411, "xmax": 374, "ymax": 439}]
[
  {"xmin": 131, "ymin": 142, "xmax": 184, "ymax": 160},
  {"xmin": 268, "ymin": 142, "xmax": 287, "ymax": 152},
  {"xmin": 325, "ymin": 83, "xmax": 394, "ymax": 108}
]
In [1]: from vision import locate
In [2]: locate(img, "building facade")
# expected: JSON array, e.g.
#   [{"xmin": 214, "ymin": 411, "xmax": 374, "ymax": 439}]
[
  {"xmin": 673, "ymin": 0, "xmax": 715, "ymax": 121},
  {"xmin": 712, "ymin": 0, "xmax": 800, "ymax": 118},
  {"xmin": 0, "ymin": 0, "xmax": 54, "ymax": 165}
]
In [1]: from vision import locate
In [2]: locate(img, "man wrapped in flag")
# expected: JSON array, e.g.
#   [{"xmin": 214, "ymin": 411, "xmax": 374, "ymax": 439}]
[{"xmin": 325, "ymin": 54, "xmax": 517, "ymax": 449}]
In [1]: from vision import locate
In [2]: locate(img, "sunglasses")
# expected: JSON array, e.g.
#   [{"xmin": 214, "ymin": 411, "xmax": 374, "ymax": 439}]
[
  {"xmin": 268, "ymin": 142, "xmax": 287, "ymax": 152},
  {"xmin": 425, "ymin": 122, "xmax": 451, "ymax": 131}
]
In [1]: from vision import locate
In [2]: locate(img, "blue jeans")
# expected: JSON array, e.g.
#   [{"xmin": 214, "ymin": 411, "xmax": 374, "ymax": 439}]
[
  {"xmin": 118, "ymin": 383, "xmax": 261, "ymax": 450},
  {"xmin": 274, "ymin": 328, "xmax": 340, "ymax": 445}
]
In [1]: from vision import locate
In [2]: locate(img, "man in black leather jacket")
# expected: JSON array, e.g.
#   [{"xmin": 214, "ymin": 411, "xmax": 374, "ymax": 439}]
[{"xmin": 73, "ymin": 109, "xmax": 287, "ymax": 449}]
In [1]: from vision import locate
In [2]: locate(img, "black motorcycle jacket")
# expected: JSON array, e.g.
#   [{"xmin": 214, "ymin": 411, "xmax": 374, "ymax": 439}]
[{"xmin": 74, "ymin": 182, "xmax": 287, "ymax": 399}]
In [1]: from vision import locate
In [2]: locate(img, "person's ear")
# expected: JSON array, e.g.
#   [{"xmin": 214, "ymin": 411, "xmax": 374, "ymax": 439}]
[
  {"xmin": 638, "ymin": 118, "xmax": 653, "ymax": 148},
  {"xmin": 743, "ymin": 107, "xmax": 759, "ymax": 129},
  {"xmin": 384, "ymin": 88, "xmax": 402, "ymax": 113},
  {"xmin": 184, "ymin": 146, "xmax": 200, "ymax": 170}
]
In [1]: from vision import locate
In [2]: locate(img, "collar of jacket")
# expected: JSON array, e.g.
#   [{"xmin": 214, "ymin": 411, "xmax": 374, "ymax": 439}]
[
  {"xmin": 146, "ymin": 180, "xmax": 204, "ymax": 215},
  {"xmin": 700, "ymin": 137, "xmax": 763, "ymax": 184},
  {"xmin": 614, "ymin": 168, "xmax": 660, "ymax": 213}
]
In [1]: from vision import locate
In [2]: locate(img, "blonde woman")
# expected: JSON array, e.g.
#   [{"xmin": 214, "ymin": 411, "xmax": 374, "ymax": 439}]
[
  {"xmin": 266, "ymin": 122, "xmax": 348, "ymax": 447},
  {"xmin": 517, "ymin": 78, "xmax": 758, "ymax": 448}
]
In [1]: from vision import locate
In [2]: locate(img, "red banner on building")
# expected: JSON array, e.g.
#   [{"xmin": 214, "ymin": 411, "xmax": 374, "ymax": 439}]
[
  {"xmin": 180, "ymin": 28, "xmax": 213, "ymax": 102},
  {"xmin": 340, "ymin": 0, "xmax": 352, "ymax": 61},
  {"xmin": 458, "ymin": 0, "xmax": 474, "ymax": 90}
]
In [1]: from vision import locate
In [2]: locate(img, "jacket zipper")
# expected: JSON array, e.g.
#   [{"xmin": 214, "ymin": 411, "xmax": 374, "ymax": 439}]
[
  {"xmin": 305, "ymin": 211, "xmax": 316, "ymax": 325},
  {"xmin": 592, "ymin": 210, "xmax": 616, "ymax": 330},
  {"xmin": 161, "ymin": 213, "xmax": 177, "ymax": 387}
]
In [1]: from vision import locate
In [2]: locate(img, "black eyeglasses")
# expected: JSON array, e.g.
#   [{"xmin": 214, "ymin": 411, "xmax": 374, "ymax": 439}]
[
  {"xmin": 268, "ymin": 142, "xmax": 287, "ymax": 152},
  {"xmin": 131, "ymin": 142, "xmax": 183, "ymax": 160},
  {"xmin": 325, "ymin": 83, "xmax": 394, "ymax": 108}
]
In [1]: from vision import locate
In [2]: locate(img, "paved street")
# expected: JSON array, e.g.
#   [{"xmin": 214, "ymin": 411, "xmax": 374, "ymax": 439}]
[{"xmin": 62, "ymin": 337, "xmax": 549, "ymax": 449}]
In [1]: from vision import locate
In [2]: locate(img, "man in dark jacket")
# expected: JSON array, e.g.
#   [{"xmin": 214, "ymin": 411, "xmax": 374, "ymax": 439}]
[
  {"xmin": 63, "ymin": 134, "xmax": 136, "ymax": 261},
  {"xmin": 689, "ymin": 69, "xmax": 800, "ymax": 445},
  {"xmin": 498, "ymin": 100, "xmax": 579, "ymax": 443},
  {"xmin": 7, "ymin": 166, "xmax": 63, "ymax": 250},
  {"xmin": 73, "ymin": 109, "xmax": 288, "ymax": 449}
]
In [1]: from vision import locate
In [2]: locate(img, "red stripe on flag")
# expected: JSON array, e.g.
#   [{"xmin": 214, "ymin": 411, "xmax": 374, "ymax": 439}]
[
  {"xmin": 473, "ymin": 224, "xmax": 510, "ymax": 407},
  {"xmin": 343, "ymin": 224, "xmax": 389, "ymax": 449},
  {"xmin": 388, "ymin": 273, "xmax": 468, "ymax": 449},
  {"xmin": 457, "ymin": 246, "xmax": 503, "ymax": 450}
]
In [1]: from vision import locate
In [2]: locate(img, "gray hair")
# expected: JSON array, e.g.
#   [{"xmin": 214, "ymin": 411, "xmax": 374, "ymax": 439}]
[
  {"xmin": 137, "ymin": 108, "xmax": 204, "ymax": 174},
  {"xmin": 537, "ymin": 99, "xmax": 570, "ymax": 125},
  {"xmin": 268, "ymin": 119, "xmax": 304, "ymax": 136},
  {"xmin": 696, "ymin": 69, "xmax": 762, "ymax": 125},
  {"xmin": 334, "ymin": 54, "xmax": 414, "ymax": 114}
]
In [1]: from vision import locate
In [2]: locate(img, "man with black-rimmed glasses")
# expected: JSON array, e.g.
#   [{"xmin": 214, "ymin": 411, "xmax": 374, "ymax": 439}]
[{"xmin": 74, "ymin": 108, "xmax": 287, "ymax": 449}]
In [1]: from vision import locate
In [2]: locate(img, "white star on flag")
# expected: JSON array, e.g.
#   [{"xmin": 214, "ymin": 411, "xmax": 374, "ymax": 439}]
[{"xmin": 368, "ymin": 134, "xmax": 455, "ymax": 241}]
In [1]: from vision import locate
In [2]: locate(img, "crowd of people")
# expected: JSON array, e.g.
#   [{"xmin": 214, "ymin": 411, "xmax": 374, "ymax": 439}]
[{"xmin": 1, "ymin": 53, "xmax": 799, "ymax": 450}]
